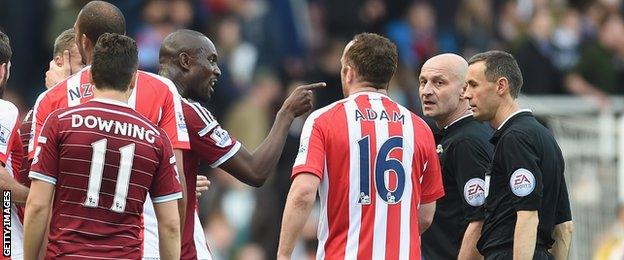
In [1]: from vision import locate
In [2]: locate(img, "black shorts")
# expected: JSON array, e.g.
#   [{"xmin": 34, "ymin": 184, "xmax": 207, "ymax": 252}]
[{"xmin": 484, "ymin": 247, "xmax": 553, "ymax": 260}]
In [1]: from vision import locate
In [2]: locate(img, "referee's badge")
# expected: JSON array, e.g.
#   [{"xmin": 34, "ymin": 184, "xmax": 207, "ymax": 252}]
[
  {"xmin": 509, "ymin": 168, "xmax": 536, "ymax": 197},
  {"xmin": 463, "ymin": 178, "xmax": 486, "ymax": 206},
  {"xmin": 436, "ymin": 144, "xmax": 443, "ymax": 154}
]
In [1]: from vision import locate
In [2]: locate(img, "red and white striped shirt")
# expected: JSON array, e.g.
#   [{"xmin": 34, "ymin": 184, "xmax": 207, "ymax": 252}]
[
  {"xmin": 292, "ymin": 92, "xmax": 444, "ymax": 260},
  {"xmin": 0, "ymin": 99, "xmax": 24, "ymax": 259},
  {"xmin": 28, "ymin": 66, "xmax": 189, "ymax": 159}
]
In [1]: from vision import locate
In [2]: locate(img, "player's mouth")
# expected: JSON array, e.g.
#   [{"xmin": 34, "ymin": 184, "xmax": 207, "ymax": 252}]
[
  {"xmin": 422, "ymin": 100, "xmax": 436, "ymax": 109},
  {"xmin": 209, "ymin": 79, "xmax": 218, "ymax": 91}
]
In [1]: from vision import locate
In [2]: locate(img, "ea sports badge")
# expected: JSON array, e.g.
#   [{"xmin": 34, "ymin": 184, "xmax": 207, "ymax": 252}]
[
  {"xmin": 463, "ymin": 178, "xmax": 486, "ymax": 206},
  {"xmin": 509, "ymin": 168, "xmax": 535, "ymax": 197}
]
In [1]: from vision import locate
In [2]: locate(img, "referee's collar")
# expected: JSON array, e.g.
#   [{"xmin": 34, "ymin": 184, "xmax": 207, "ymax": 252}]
[
  {"xmin": 440, "ymin": 112, "xmax": 474, "ymax": 136},
  {"xmin": 490, "ymin": 109, "xmax": 533, "ymax": 144},
  {"xmin": 497, "ymin": 109, "xmax": 532, "ymax": 130}
]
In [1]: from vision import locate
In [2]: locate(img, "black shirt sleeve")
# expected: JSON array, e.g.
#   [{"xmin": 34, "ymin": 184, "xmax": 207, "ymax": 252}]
[
  {"xmin": 555, "ymin": 177, "xmax": 572, "ymax": 224},
  {"xmin": 498, "ymin": 131, "xmax": 543, "ymax": 211},
  {"xmin": 450, "ymin": 138, "xmax": 491, "ymax": 222}
]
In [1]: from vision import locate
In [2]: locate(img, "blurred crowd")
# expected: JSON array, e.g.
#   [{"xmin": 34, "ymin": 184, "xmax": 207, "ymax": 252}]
[{"xmin": 3, "ymin": 0, "xmax": 624, "ymax": 259}]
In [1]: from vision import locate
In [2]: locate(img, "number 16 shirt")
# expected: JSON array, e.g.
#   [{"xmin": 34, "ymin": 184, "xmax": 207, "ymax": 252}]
[{"xmin": 292, "ymin": 92, "xmax": 444, "ymax": 260}]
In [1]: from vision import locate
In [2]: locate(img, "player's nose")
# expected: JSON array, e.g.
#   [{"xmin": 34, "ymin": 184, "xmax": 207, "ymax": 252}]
[{"xmin": 213, "ymin": 65, "xmax": 221, "ymax": 77}]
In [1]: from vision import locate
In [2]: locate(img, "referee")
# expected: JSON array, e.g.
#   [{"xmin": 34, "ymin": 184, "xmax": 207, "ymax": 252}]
[
  {"xmin": 418, "ymin": 54, "xmax": 493, "ymax": 259},
  {"xmin": 463, "ymin": 50, "xmax": 573, "ymax": 260}
]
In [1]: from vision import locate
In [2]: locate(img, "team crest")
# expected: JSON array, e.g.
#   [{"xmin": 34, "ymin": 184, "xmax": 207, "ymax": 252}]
[
  {"xmin": 509, "ymin": 168, "xmax": 535, "ymax": 197},
  {"xmin": 463, "ymin": 178, "xmax": 486, "ymax": 206}
]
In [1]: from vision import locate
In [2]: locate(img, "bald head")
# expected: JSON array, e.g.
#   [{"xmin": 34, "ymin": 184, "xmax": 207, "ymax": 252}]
[
  {"xmin": 77, "ymin": 1, "xmax": 125, "ymax": 44},
  {"xmin": 160, "ymin": 29, "xmax": 214, "ymax": 64},
  {"xmin": 158, "ymin": 29, "xmax": 221, "ymax": 102},
  {"xmin": 419, "ymin": 53, "xmax": 471, "ymax": 126},
  {"xmin": 421, "ymin": 53, "xmax": 468, "ymax": 82}
]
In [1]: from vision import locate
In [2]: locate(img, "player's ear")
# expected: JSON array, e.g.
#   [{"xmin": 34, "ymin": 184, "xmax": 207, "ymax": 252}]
[
  {"xmin": 179, "ymin": 52, "xmax": 191, "ymax": 70},
  {"xmin": 82, "ymin": 34, "xmax": 92, "ymax": 52},
  {"xmin": 496, "ymin": 77, "xmax": 508, "ymax": 96},
  {"xmin": 345, "ymin": 65, "xmax": 355, "ymax": 84},
  {"xmin": 0, "ymin": 63, "xmax": 5, "ymax": 83},
  {"xmin": 54, "ymin": 55, "xmax": 63, "ymax": 67}
]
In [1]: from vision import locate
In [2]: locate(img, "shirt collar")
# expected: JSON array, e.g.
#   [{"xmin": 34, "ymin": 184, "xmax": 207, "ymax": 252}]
[
  {"xmin": 90, "ymin": 98, "xmax": 132, "ymax": 108},
  {"xmin": 497, "ymin": 109, "xmax": 532, "ymax": 130},
  {"xmin": 444, "ymin": 112, "xmax": 474, "ymax": 130},
  {"xmin": 490, "ymin": 109, "xmax": 533, "ymax": 144}
]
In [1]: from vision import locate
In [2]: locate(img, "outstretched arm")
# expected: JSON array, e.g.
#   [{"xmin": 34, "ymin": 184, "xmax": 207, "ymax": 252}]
[{"xmin": 220, "ymin": 83, "xmax": 325, "ymax": 187}]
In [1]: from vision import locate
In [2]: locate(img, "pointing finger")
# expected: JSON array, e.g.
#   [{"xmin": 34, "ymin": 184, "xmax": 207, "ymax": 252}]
[{"xmin": 299, "ymin": 82, "xmax": 326, "ymax": 91}]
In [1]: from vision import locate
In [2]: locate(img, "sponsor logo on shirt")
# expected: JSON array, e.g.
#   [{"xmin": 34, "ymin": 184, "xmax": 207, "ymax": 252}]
[
  {"xmin": 463, "ymin": 178, "xmax": 486, "ymax": 206},
  {"xmin": 210, "ymin": 126, "xmax": 232, "ymax": 148},
  {"xmin": 509, "ymin": 168, "xmax": 535, "ymax": 197},
  {"xmin": 0, "ymin": 124, "xmax": 9, "ymax": 146},
  {"xmin": 176, "ymin": 112, "xmax": 187, "ymax": 130}
]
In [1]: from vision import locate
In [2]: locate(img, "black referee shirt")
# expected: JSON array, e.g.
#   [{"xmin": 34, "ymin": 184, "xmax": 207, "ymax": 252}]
[
  {"xmin": 477, "ymin": 110, "xmax": 572, "ymax": 254},
  {"xmin": 422, "ymin": 114, "xmax": 494, "ymax": 259}
]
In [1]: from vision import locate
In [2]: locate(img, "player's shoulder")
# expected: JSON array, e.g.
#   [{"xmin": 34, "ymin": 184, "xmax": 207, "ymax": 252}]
[
  {"xmin": 35, "ymin": 67, "xmax": 90, "ymax": 106},
  {"xmin": 0, "ymin": 99, "xmax": 18, "ymax": 117},
  {"xmin": 181, "ymin": 98, "xmax": 215, "ymax": 121},
  {"xmin": 308, "ymin": 98, "xmax": 349, "ymax": 123},
  {"xmin": 137, "ymin": 70, "xmax": 179, "ymax": 94}
]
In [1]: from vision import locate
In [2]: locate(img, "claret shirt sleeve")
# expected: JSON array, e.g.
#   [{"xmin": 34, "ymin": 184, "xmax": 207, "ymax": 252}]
[{"xmin": 29, "ymin": 111, "xmax": 61, "ymax": 185}]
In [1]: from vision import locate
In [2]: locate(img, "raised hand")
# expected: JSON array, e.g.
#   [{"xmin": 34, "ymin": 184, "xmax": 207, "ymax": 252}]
[
  {"xmin": 45, "ymin": 50, "xmax": 73, "ymax": 88},
  {"xmin": 280, "ymin": 82, "xmax": 326, "ymax": 119}
]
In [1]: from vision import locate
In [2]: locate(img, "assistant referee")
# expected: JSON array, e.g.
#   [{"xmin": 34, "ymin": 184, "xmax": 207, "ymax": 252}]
[{"xmin": 463, "ymin": 50, "xmax": 573, "ymax": 260}]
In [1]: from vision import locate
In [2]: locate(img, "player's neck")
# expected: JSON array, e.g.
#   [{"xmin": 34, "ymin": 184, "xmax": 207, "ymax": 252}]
[
  {"xmin": 93, "ymin": 88, "xmax": 131, "ymax": 104},
  {"xmin": 436, "ymin": 103, "xmax": 471, "ymax": 129},
  {"xmin": 490, "ymin": 100, "xmax": 519, "ymax": 129},
  {"xmin": 347, "ymin": 84, "xmax": 387, "ymax": 97}
]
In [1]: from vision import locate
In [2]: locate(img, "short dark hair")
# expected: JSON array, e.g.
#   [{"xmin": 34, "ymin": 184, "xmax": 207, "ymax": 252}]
[
  {"xmin": 468, "ymin": 50, "xmax": 523, "ymax": 98},
  {"xmin": 77, "ymin": 1, "xmax": 126, "ymax": 44},
  {"xmin": 0, "ymin": 31, "xmax": 11, "ymax": 64},
  {"xmin": 344, "ymin": 33, "xmax": 398, "ymax": 89},
  {"xmin": 53, "ymin": 28, "xmax": 76, "ymax": 56},
  {"xmin": 91, "ymin": 33, "xmax": 138, "ymax": 92}
]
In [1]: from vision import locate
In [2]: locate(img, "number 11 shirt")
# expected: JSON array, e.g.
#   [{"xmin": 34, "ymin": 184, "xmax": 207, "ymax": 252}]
[{"xmin": 29, "ymin": 99, "xmax": 182, "ymax": 259}]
